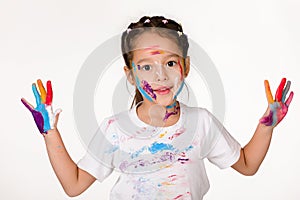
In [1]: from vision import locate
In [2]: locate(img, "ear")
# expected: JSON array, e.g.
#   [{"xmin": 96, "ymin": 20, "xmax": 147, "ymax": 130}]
[
  {"xmin": 123, "ymin": 66, "xmax": 135, "ymax": 85},
  {"xmin": 183, "ymin": 56, "xmax": 190, "ymax": 78}
]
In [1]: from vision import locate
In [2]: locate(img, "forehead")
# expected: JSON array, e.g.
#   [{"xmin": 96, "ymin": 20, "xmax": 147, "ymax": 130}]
[{"xmin": 132, "ymin": 32, "xmax": 183, "ymax": 57}]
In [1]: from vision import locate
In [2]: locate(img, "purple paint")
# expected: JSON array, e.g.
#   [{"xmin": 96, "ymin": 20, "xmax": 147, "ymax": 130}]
[
  {"xmin": 178, "ymin": 158, "xmax": 189, "ymax": 164},
  {"xmin": 163, "ymin": 105, "xmax": 180, "ymax": 121},
  {"xmin": 141, "ymin": 80, "xmax": 156, "ymax": 99},
  {"xmin": 21, "ymin": 99, "xmax": 33, "ymax": 111},
  {"xmin": 260, "ymin": 110, "xmax": 274, "ymax": 126},
  {"xmin": 31, "ymin": 110, "xmax": 45, "ymax": 133},
  {"xmin": 22, "ymin": 98, "xmax": 45, "ymax": 133},
  {"xmin": 119, "ymin": 152, "xmax": 176, "ymax": 172}
]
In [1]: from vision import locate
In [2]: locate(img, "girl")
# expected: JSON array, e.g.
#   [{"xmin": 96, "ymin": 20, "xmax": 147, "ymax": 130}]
[{"xmin": 21, "ymin": 16, "xmax": 294, "ymax": 199}]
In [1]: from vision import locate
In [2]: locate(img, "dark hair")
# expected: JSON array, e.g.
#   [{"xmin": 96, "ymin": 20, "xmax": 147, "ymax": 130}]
[{"xmin": 121, "ymin": 16, "xmax": 189, "ymax": 108}]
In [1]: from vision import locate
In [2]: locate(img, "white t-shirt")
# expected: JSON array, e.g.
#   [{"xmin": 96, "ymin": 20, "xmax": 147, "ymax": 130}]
[{"xmin": 78, "ymin": 102, "xmax": 241, "ymax": 200}]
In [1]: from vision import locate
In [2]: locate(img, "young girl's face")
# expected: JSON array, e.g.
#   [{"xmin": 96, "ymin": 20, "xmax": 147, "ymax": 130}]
[{"xmin": 126, "ymin": 32, "xmax": 190, "ymax": 107}]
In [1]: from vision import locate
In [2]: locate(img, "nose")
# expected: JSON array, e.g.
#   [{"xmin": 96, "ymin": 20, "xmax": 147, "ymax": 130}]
[{"xmin": 155, "ymin": 65, "xmax": 168, "ymax": 82}]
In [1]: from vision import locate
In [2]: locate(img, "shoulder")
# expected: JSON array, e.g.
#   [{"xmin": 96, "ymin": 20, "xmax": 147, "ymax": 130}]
[
  {"xmin": 180, "ymin": 102, "xmax": 211, "ymax": 120},
  {"xmin": 98, "ymin": 110, "xmax": 130, "ymax": 132}
]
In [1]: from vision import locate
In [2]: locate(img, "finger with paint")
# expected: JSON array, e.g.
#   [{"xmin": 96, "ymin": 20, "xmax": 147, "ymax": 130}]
[
  {"xmin": 21, "ymin": 79, "xmax": 61, "ymax": 134},
  {"xmin": 260, "ymin": 78, "xmax": 294, "ymax": 127}
]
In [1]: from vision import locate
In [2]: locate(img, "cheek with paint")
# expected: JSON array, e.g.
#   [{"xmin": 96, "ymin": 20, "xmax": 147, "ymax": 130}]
[
  {"xmin": 169, "ymin": 58, "xmax": 185, "ymax": 101},
  {"xmin": 132, "ymin": 62, "xmax": 156, "ymax": 102},
  {"xmin": 142, "ymin": 80, "xmax": 157, "ymax": 100},
  {"xmin": 178, "ymin": 58, "xmax": 184, "ymax": 81}
]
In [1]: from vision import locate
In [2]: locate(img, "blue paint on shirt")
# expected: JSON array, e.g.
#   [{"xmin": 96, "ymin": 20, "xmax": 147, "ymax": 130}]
[{"xmin": 148, "ymin": 142, "xmax": 174, "ymax": 154}]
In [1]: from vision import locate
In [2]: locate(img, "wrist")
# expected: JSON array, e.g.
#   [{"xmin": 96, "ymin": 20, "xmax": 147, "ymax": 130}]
[
  {"xmin": 258, "ymin": 122, "xmax": 274, "ymax": 133},
  {"xmin": 43, "ymin": 128, "xmax": 59, "ymax": 138}
]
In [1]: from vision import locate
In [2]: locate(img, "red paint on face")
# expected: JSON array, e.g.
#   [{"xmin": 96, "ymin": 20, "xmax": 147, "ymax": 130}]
[
  {"xmin": 178, "ymin": 58, "xmax": 184, "ymax": 80},
  {"xmin": 150, "ymin": 50, "xmax": 164, "ymax": 55},
  {"xmin": 143, "ymin": 45, "xmax": 160, "ymax": 50}
]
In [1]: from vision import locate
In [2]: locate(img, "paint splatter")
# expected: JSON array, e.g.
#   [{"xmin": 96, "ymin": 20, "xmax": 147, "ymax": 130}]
[
  {"xmin": 148, "ymin": 142, "xmax": 175, "ymax": 154},
  {"xmin": 260, "ymin": 78, "xmax": 294, "ymax": 127},
  {"xmin": 105, "ymin": 145, "xmax": 119, "ymax": 154},
  {"xmin": 21, "ymin": 79, "xmax": 54, "ymax": 134},
  {"xmin": 168, "ymin": 174, "xmax": 177, "ymax": 181},
  {"xmin": 132, "ymin": 177, "xmax": 158, "ymax": 198},
  {"xmin": 150, "ymin": 50, "xmax": 164, "ymax": 55},
  {"xmin": 173, "ymin": 192, "xmax": 191, "ymax": 200},
  {"xmin": 132, "ymin": 62, "xmax": 154, "ymax": 102},
  {"xmin": 131, "ymin": 146, "xmax": 147, "ymax": 158},
  {"xmin": 178, "ymin": 152, "xmax": 190, "ymax": 164},
  {"xmin": 105, "ymin": 118, "xmax": 116, "ymax": 131},
  {"xmin": 119, "ymin": 152, "xmax": 176, "ymax": 172},
  {"xmin": 168, "ymin": 128, "xmax": 185, "ymax": 140},
  {"xmin": 159, "ymin": 131, "xmax": 168, "ymax": 138},
  {"xmin": 184, "ymin": 145, "xmax": 193, "ymax": 152},
  {"xmin": 142, "ymin": 80, "xmax": 157, "ymax": 100},
  {"xmin": 144, "ymin": 45, "xmax": 160, "ymax": 50},
  {"xmin": 178, "ymin": 58, "xmax": 184, "ymax": 81},
  {"xmin": 164, "ymin": 105, "xmax": 180, "ymax": 121}
]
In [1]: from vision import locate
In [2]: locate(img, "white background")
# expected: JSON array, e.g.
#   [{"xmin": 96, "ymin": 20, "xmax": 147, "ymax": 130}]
[{"xmin": 1, "ymin": 0, "xmax": 299, "ymax": 199}]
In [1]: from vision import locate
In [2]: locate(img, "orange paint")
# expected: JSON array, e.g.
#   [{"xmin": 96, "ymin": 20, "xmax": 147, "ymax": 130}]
[
  {"xmin": 37, "ymin": 79, "xmax": 46, "ymax": 103},
  {"xmin": 264, "ymin": 80, "xmax": 274, "ymax": 103}
]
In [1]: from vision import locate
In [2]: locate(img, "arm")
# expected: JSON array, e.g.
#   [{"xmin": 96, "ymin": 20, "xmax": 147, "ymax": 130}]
[
  {"xmin": 232, "ymin": 122, "xmax": 273, "ymax": 176},
  {"xmin": 44, "ymin": 128, "xmax": 96, "ymax": 197},
  {"xmin": 22, "ymin": 79, "xmax": 96, "ymax": 197},
  {"xmin": 232, "ymin": 78, "xmax": 294, "ymax": 176}
]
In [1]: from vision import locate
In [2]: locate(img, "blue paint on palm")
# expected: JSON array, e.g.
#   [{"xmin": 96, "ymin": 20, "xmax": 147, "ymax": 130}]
[
  {"xmin": 36, "ymin": 104, "xmax": 51, "ymax": 131},
  {"xmin": 31, "ymin": 82, "xmax": 51, "ymax": 132}
]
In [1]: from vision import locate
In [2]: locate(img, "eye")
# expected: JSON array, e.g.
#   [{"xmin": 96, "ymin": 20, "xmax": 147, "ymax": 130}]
[
  {"xmin": 166, "ymin": 61, "xmax": 177, "ymax": 67},
  {"xmin": 141, "ymin": 64, "xmax": 152, "ymax": 71}
]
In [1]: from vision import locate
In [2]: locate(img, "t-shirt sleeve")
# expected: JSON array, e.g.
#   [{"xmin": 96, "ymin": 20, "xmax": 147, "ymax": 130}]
[
  {"xmin": 204, "ymin": 109, "xmax": 241, "ymax": 169},
  {"xmin": 77, "ymin": 117, "xmax": 115, "ymax": 182},
  {"xmin": 77, "ymin": 153, "xmax": 113, "ymax": 182}
]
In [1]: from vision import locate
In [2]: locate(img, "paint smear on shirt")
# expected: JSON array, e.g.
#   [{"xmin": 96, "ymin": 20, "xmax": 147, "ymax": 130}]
[
  {"xmin": 148, "ymin": 142, "xmax": 175, "ymax": 154},
  {"xmin": 105, "ymin": 118, "xmax": 116, "ymax": 131},
  {"xmin": 119, "ymin": 152, "xmax": 176, "ymax": 172},
  {"xmin": 168, "ymin": 127, "xmax": 185, "ymax": 140},
  {"xmin": 131, "ymin": 146, "xmax": 148, "ymax": 158},
  {"xmin": 159, "ymin": 131, "xmax": 168, "ymax": 138}
]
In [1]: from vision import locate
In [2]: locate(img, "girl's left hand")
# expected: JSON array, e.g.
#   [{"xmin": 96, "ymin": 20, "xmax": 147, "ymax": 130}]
[{"xmin": 260, "ymin": 78, "xmax": 294, "ymax": 127}]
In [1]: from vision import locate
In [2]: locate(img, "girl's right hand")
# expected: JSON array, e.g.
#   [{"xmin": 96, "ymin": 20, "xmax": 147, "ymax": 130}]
[{"xmin": 21, "ymin": 79, "xmax": 62, "ymax": 135}]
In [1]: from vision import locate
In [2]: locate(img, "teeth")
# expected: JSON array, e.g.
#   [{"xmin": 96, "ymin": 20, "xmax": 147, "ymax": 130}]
[{"xmin": 158, "ymin": 88, "xmax": 167, "ymax": 91}]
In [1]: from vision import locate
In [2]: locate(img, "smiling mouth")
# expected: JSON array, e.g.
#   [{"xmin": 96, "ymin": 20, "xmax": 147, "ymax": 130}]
[{"xmin": 153, "ymin": 86, "xmax": 173, "ymax": 95}]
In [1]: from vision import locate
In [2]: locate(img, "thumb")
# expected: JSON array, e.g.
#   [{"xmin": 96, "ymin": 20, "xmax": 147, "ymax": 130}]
[
  {"xmin": 53, "ymin": 108, "xmax": 62, "ymax": 128},
  {"xmin": 21, "ymin": 98, "xmax": 34, "ymax": 112}
]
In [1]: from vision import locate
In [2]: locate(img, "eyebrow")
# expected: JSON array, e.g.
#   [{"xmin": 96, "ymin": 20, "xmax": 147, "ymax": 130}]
[{"xmin": 136, "ymin": 53, "xmax": 180, "ymax": 64}]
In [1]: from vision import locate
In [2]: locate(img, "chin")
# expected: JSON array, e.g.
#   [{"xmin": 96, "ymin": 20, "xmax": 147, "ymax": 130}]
[{"xmin": 154, "ymin": 96, "xmax": 175, "ymax": 107}]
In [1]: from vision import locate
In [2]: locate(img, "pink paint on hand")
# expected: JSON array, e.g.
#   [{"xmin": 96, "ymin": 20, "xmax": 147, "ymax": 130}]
[{"xmin": 260, "ymin": 78, "xmax": 294, "ymax": 127}]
